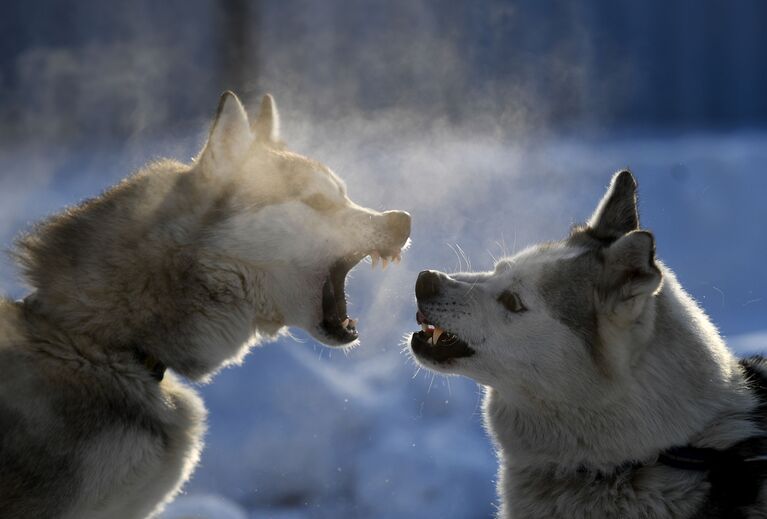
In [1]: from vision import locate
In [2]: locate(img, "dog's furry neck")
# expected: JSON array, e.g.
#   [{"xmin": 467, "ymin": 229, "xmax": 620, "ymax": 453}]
[
  {"xmin": 485, "ymin": 268, "xmax": 760, "ymax": 517},
  {"xmin": 14, "ymin": 160, "xmax": 282, "ymax": 381}
]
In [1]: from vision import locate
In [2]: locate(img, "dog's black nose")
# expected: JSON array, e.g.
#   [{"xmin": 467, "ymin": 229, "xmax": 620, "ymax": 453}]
[
  {"xmin": 416, "ymin": 270, "xmax": 442, "ymax": 300},
  {"xmin": 384, "ymin": 211, "xmax": 411, "ymax": 244}
]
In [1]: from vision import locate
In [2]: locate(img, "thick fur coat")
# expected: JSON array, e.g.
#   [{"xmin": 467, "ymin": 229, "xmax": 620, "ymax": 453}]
[
  {"xmin": 0, "ymin": 92, "xmax": 410, "ymax": 518},
  {"xmin": 411, "ymin": 171, "xmax": 766, "ymax": 518}
]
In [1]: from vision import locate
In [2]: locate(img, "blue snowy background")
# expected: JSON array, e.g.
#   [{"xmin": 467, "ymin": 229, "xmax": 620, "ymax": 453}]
[{"xmin": 1, "ymin": 2, "xmax": 766, "ymax": 518}]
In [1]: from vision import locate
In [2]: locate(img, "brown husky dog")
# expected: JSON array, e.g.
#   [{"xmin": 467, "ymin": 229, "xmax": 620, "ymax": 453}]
[{"xmin": 0, "ymin": 92, "xmax": 410, "ymax": 518}]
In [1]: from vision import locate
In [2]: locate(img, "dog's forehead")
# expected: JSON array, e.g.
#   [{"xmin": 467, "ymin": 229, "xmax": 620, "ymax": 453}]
[
  {"xmin": 258, "ymin": 149, "xmax": 347, "ymax": 198},
  {"xmin": 495, "ymin": 243, "xmax": 587, "ymax": 280},
  {"xmin": 318, "ymin": 166, "xmax": 348, "ymax": 196}
]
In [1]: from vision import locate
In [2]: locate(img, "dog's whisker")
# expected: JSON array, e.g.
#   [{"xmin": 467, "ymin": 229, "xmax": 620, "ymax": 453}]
[
  {"xmin": 455, "ymin": 243, "xmax": 472, "ymax": 272},
  {"xmin": 447, "ymin": 243, "xmax": 463, "ymax": 272},
  {"xmin": 427, "ymin": 373, "xmax": 436, "ymax": 394}
]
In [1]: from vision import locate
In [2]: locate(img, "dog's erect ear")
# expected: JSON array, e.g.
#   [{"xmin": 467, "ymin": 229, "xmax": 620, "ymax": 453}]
[
  {"xmin": 599, "ymin": 230, "xmax": 662, "ymax": 322},
  {"xmin": 199, "ymin": 91, "xmax": 252, "ymax": 169},
  {"xmin": 588, "ymin": 170, "xmax": 639, "ymax": 240},
  {"xmin": 252, "ymin": 93, "xmax": 280, "ymax": 143}
]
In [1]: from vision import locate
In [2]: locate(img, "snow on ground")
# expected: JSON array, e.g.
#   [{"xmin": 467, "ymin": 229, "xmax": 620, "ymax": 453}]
[
  {"xmin": 161, "ymin": 494, "xmax": 248, "ymax": 519},
  {"xmin": 1, "ymin": 126, "xmax": 765, "ymax": 518},
  {"xmin": 729, "ymin": 331, "xmax": 767, "ymax": 357}
]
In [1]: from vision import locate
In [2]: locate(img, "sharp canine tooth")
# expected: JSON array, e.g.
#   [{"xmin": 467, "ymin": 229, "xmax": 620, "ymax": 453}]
[
  {"xmin": 349, "ymin": 319, "xmax": 357, "ymax": 328},
  {"xmin": 371, "ymin": 252, "xmax": 380, "ymax": 269},
  {"xmin": 382, "ymin": 258, "xmax": 389, "ymax": 270},
  {"xmin": 342, "ymin": 318, "xmax": 350, "ymax": 328},
  {"xmin": 433, "ymin": 327, "xmax": 444, "ymax": 344},
  {"xmin": 421, "ymin": 323, "xmax": 429, "ymax": 332}
]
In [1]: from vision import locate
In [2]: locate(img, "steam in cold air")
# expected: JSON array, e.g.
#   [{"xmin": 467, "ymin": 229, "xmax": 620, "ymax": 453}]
[
  {"xmin": 2, "ymin": 3, "xmax": 767, "ymax": 518},
  {"xmin": 2, "ymin": 2, "xmax": 764, "ymax": 352},
  {"xmin": 0, "ymin": 3, "xmax": 589, "ymax": 331}
]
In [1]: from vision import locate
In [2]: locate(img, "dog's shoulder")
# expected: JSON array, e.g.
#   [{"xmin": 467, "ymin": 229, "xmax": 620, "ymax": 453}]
[
  {"xmin": 0, "ymin": 297, "xmax": 206, "ymax": 517},
  {"xmin": 697, "ymin": 355, "xmax": 767, "ymax": 518},
  {"xmin": 0, "ymin": 299, "xmax": 80, "ymax": 515}
]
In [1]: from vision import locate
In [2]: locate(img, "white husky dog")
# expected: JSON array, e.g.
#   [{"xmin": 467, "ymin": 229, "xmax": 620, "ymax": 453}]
[
  {"xmin": 410, "ymin": 171, "xmax": 767, "ymax": 518},
  {"xmin": 0, "ymin": 91, "xmax": 410, "ymax": 518}
]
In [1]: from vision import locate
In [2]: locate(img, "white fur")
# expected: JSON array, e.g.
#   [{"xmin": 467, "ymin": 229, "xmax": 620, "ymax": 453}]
[{"xmin": 411, "ymin": 173, "xmax": 763, "ymax": 518}]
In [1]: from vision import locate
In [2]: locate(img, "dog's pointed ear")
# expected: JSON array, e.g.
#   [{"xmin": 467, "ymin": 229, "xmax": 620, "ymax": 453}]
[
  {"xmin": 589, "ymin": 170, "xmax": 639, "ymax": 240},
  {"xmin": 599, "ymin": 230, "xmax": 663, "ymax": 322},
  {"xmin": 252, "ymin": 93, "xmax": 280, "ymax": 143},
  {"xmin": 199, "ymin": 91, "xmax": 252, "ymax": 169}
]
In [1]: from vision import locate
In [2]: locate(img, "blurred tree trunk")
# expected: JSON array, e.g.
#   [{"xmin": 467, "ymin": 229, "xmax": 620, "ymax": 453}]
[{"xmin": 217, "ymin": 0, "xmax": 259, "ymax": 98}]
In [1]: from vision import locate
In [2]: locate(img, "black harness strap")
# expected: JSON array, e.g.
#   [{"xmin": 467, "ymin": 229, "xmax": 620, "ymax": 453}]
[
  {"xmin": 658, "ymin": 445, "xmax": 722, "ymax": 471},
  {"xmin": 656, "ymin": 356, "xmax": 767, "ymax": 517}
]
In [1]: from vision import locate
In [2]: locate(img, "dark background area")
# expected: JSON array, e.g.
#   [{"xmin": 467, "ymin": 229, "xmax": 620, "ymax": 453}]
[{"xmin": 2, "ymin": 0, "xmax": 767, "ymax": 146}]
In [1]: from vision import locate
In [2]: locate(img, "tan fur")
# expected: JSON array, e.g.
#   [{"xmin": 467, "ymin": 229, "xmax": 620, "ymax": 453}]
[{"xmin": 1, "ymin": 92, "xmax": 410, "ymax": 518}]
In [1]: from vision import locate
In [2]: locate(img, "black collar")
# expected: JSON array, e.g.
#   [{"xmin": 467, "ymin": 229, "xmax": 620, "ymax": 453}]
[
  {"xmin": 570, "ymin": 357, "xmax": 767, "ymax": 517},
  {"xmin": 657, "ymin": 437, "xmax": 767, "ymax": 471},
  {"xmin": 657, "ymin": 444, "xmax": 724, "ymax": 471},
  {"xmin": 134, "ymin": 350, "xmax": 166, "ymax": 382},
  {"xmin": 640, "ymin": 356, "xmax": 767, "ymax": 514},
  {"xmin": 657, "ymin": 437, "xmax": 767, "ymax": 516}
]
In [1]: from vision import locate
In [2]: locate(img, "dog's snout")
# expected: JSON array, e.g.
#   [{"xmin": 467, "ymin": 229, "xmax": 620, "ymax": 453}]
[
  {"xmin": 383, "ymin": 211, "xmax": 411, "ymax": 244},
  {"xmin": 416, "ymin": 270, "xmax": 442, "ymax": 300}
]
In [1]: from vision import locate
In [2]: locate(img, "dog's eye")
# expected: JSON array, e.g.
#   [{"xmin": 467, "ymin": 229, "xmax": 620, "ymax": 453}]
[
  {"xmin": 303, "ymin": 194, "xmax": 337, "ymax": 212},
  {"xmin": 498, "ymin": 290, "xmax": 526, "ymax": 313}
]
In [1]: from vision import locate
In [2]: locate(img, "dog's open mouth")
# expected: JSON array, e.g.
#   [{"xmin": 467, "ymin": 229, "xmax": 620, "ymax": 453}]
[
  {"xmin": 410, "ymin": 310, "xmax": 475, "ymax": 363},
  {"xmin": 320, "ymin": 248, "xmax": 403, "ymax": 344}
]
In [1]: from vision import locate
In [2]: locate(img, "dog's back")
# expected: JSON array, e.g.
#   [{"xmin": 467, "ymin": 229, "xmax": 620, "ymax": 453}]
[
  {"xmin": 0, "ymin": 299, "xmax": 205, "ymax": 519},
  {"xmin": 0, "ymin": 300, "xmax": 75, "ymax": 517}
]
